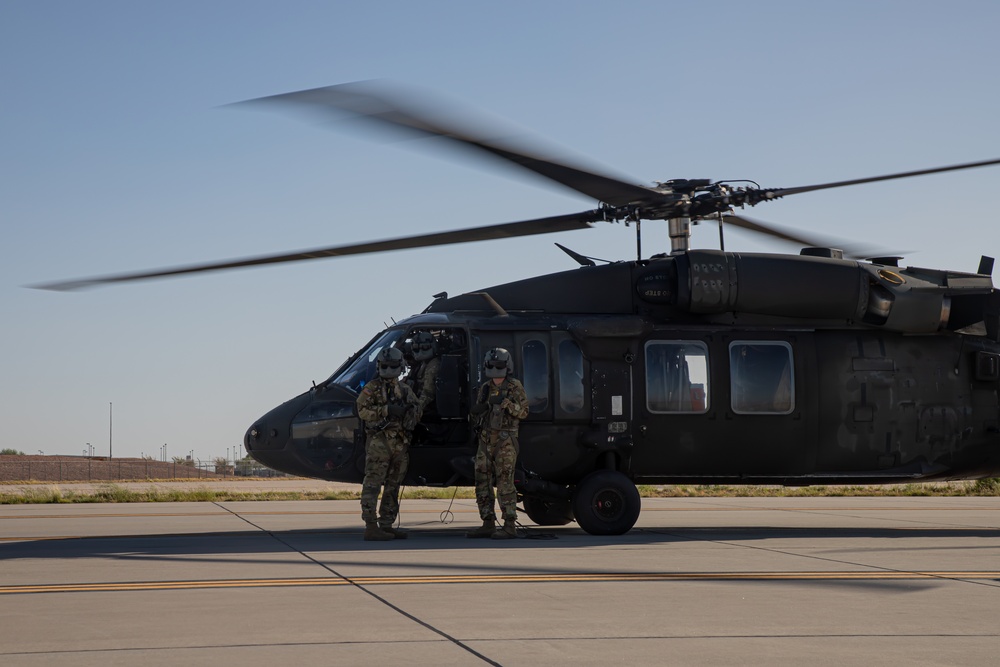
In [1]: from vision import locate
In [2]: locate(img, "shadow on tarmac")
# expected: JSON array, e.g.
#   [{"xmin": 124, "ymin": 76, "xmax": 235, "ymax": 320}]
[{"xmin": 2, "ymin": 524, "xmax": 997, "ymax": 563}]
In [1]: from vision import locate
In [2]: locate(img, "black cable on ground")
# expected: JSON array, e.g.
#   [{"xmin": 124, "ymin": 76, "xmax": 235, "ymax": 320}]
[{"xmin": 394, "ymin": 485, "xmax": 459, "ymax": 528}]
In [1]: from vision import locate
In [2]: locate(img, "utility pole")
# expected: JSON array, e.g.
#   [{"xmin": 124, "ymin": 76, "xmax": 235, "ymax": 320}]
[{"xmin": 109, "ymin": 402, "xmax": 113, "ymax": 459}]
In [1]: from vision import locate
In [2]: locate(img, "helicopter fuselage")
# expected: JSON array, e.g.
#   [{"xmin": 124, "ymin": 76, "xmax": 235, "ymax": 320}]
[{"xmin": 244, "ymin": 250, "xmax": 1000, "ymax": 534}]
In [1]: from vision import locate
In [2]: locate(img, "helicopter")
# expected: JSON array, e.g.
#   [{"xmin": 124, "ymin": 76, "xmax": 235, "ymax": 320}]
[{"xmin": 36, "ymin": 83, "xmax": 1000, "ymax": 535}]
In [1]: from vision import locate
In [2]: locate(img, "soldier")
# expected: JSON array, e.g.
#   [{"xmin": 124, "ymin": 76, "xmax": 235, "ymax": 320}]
[
  {"xmin": 466, "ymin": 347, "xmax": 529, "ymax": 540},
  {"xmin": 406, "ymin": 331, "xmax": 440, "ymax": 418},
  {"xmin": 355, "ymin": 346, "xmax": 419, "ymax": 541}
]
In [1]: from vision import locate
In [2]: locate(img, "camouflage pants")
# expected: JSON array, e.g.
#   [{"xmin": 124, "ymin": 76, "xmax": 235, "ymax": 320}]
[
  {"xmin": 360, "ymin": 432, "xmax": 409, "ymax": 526},
  {"xmin": 474, "ymin": 429, "xmax": 518, "ymax": 522}
]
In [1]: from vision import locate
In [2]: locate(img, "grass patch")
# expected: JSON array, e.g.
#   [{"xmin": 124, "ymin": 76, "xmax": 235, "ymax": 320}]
[
  {"xmin": 2, "ymin": 486, "xmax": 73, "ymax": 504},
  {"xmin": 401, "ymin": 486, "xmax": 476, "ymax": 500},
  {"xmin": 637, "ymin": 480, "xmax": 1000, "ymax": 498},
  {"xmin": 91, "ymin": 484, "xmax": 143, "ymax": 503},
  {"xmin": 969, "ymin": 477, "xmax": 1000, "ymax": 495}
]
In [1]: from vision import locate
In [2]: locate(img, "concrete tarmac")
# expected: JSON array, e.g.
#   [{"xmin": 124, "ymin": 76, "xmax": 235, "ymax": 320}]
[{"xmin": 1, "ymin": 495, "xmax": 998, "ymax": 666}]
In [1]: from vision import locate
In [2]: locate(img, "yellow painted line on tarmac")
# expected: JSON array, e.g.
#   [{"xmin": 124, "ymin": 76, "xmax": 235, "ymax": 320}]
[
  {"xmin": 0, "ymin": 536, "xmax": 86, "ymax": 542},
  {"xmin": 0, "ymin": 577, "xmax": 350, "ymax": 594},
  {"xmin": 0, "ymin": 512, "xmax": 232, "ymax": 520},
  {"xmin": 0, "ymin": 510, "xmax": 342, "ymax": 520},
  {"xmin": 1, "ymin": 570, "xmax": 998, "ymax": 595}
]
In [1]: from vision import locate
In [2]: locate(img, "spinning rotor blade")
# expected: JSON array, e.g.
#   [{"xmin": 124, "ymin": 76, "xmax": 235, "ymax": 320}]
[
  {"xmin": 31, "ymin": 211, "xmax": 603, "ymax": 291},
  {"xmin": 37, "ymin": 83, "xmax": 1000, "ymax": 293},
  {"xmin": 237, "ymin": 82, "xmax": 662, "ymax": 208},
  {"xmin": 721, "ymin": 214, "xmax": 898, "ymax": 260},
  {"xmin": 721, "ymin": 213, "xmax": 825, "ymax": 248},
  {"xmin": 770, "ymin": 157, "xmax": 1000, "ymax": 198}
]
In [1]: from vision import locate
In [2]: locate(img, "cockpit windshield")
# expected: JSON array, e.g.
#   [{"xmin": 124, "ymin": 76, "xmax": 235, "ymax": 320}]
[{"xmin": 326, "ymin": 329, "xmax": 403, "ymax": 393}]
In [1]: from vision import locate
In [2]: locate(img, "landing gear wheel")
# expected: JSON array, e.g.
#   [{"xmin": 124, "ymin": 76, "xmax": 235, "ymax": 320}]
[
  {"xmin": 522, "ymin": 496, "xmax": 574, "ymax": 526},
  {"xmin": 571, "ymin": 470, "xmax": 641, "ymax": 535}
]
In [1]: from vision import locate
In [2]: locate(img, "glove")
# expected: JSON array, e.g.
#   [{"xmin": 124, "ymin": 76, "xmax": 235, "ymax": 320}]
[
  {"xmin": 501, "ymin": 398, "xmax": 520, "ymax": 413},
  {"xmin": 387, "ymin": 404, "xmax": 407, "ymax": 419},
  {"xmin": 470, "ymin": 403, "xmax": 489, "ymax": 416},
  {"xmin": 488, "ymin": 393, "xmax": 504, "ymax": 405}
]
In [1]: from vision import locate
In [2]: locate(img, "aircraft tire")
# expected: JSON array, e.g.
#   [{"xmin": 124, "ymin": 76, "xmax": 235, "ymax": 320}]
[
  {"xmin": 571, "ymin": 470, "xmax": 641, "ymax": 535},
  {"xmin": 522, "ymin": 496, "xmax": 574, "ymax": 526}
]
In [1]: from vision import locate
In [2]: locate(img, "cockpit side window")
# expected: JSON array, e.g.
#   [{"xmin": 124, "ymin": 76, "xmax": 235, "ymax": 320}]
[{"xmin": 328, "ymin": 330, "xmax": 404, "ymax": 392}]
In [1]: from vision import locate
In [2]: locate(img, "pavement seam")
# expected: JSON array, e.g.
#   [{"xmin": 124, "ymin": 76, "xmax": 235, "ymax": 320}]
[
  {"xmin": 647, "ymin": 527, "xmax": 1000, "ymax": 590},
  {"xmin": 210, "ymin": 501, "xmax": 504, "ymax": 667}
]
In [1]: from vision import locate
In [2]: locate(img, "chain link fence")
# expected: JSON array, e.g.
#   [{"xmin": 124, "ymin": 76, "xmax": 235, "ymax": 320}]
[{"xmin": 0, "ymin": 458, "xmax": 289, "ymax": 483}]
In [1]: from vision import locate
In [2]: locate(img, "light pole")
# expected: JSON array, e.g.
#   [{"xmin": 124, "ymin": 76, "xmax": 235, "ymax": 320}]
[{"xmin": 109, "ymin": 402, "xmax": 113, "ymax": 459}]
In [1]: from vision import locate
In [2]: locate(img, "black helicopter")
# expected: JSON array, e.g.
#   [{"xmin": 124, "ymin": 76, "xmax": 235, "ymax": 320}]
[{"xmin": 38, "ymin": 83, "xmax": 1000, "ymax": 535}]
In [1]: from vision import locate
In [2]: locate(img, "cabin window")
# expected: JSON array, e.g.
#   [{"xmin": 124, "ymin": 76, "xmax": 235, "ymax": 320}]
[
  {"xmin": 645, "ymin": 341, "xmax": 709, "ymax": 413},
  {"xmin": 522, "ymin": 339, "xmax": 549, "ymax": 414},
  {"xmin": 729, "ymin": 341, "xmax": 794, "ymax": 414},
  {"xmin": 558, "ymin": 339, "xmax": 585, "ymax": 414}
]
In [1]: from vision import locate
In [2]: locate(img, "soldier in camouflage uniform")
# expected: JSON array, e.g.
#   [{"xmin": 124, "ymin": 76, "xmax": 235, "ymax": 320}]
[
  {"xmin": 356, "ymin": 346, "xmax": 419, "ymax": 541},
  {"xmin": 466, "ymin": 347, "xmax": 529, "ymax": 540},
  {"xmin": 406, "ymin": 331, "xmax": 440, "ymax": 419}
]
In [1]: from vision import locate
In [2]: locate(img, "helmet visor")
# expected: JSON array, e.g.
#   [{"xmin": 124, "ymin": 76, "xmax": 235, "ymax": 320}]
[
  {"xmin": 484, "ymin": 358, "xmax": 508, "ymax": 377},
  {"xmin": 378, "ymin": 359, "xmax": 403, "ymax": 378}
]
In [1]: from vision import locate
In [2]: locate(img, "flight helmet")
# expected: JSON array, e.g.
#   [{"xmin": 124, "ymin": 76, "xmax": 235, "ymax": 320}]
[
  {"xmin": 411, "ymin": 332, "xmax": 437, "ymax": 362},
  {"xmin": 483, "ymin": 347, "xmax": 511, "ymax": 378},
  {"xmin": 377, "ymin": 347, "xmax": 405, "ymax": 379}
]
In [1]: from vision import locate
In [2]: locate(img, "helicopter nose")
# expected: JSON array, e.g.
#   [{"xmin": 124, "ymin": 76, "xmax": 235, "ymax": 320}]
[
  {"xmin": 245, "ymin": 418, "xmax": 286, "ymax": 452},
  {"xmin": 244, "ymin": 391, "xmax": 312, "ymax": 453},
  {"xmin": 244, "ymin": 422, "xmax": 268, "ymax": 450}
]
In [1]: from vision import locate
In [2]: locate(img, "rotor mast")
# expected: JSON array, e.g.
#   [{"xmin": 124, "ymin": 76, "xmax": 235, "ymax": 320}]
[{"xmin": 668, "ymin": 217, "xmax": 691, "ymax": 254}]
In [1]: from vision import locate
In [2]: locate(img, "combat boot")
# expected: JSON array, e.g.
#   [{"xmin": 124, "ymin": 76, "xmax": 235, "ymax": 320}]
[
  {"xmin": 466, "ymin": 518, "xmax": 496, "ymax": 538},
  {"xmin": 491, "ymin": 519, "xmax": 517, "ymax": 540},
  {"xmin": 380, "ymin": 524, "xmax": 409, "ymax": 539},
  {"xmin": 363, "ymin": 522, "xmax": 394, "ymax": 541}
]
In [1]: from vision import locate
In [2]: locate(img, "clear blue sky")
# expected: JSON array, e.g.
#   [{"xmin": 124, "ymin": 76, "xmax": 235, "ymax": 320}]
[{"xmin": 2, "ymin": 1, "xmax": 999, "ymax": 461}]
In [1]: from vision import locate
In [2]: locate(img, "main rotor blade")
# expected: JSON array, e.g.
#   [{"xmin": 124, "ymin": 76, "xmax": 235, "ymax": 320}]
[
  {"xmin": 236, "ymin": 82, "xmax": 662, "ymax": 208},
  {"xmin": 31, "ymin": 211, "xmax": 603, "ymax": 291},
  {"xmin": 721, "ymin": 214, "xmax": 897, "ymax": 260},
  {"xmin": 771, "ymin": 157, "xmax": 1000, "ymax": 198}
]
